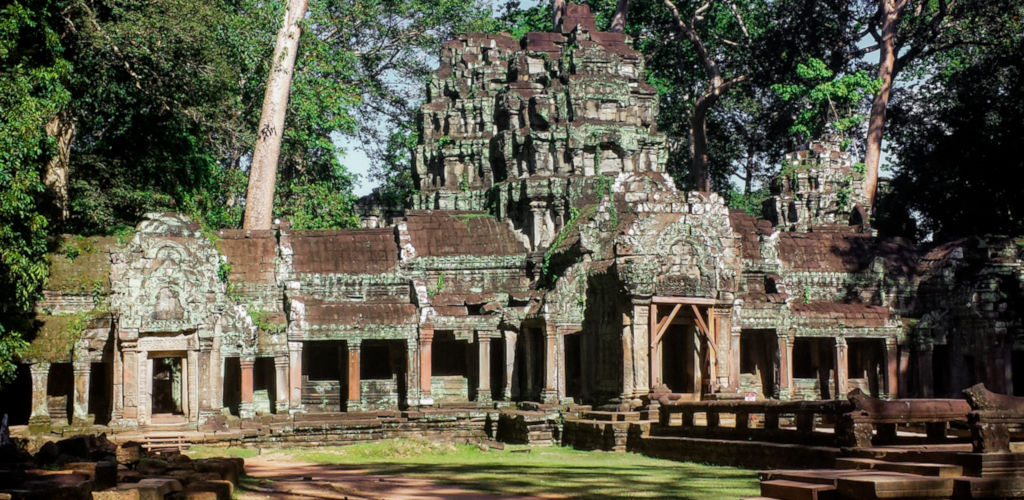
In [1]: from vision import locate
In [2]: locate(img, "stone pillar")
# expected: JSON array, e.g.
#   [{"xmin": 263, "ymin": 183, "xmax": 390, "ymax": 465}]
[
  {"xmin": 186, "ymin": 349, "xmax": 199, "ymax": 421},
  {"xmin": 541, "ymin": 323, "xmax": 558, "ymax": 403},
  {"xmin": 555, "ymin": 330, "xmax": 567, "ymax": 400},
  {"xmin": 778, "ymin": 333, "xmax": 793, "ymax": 400},
  {"xmin": 347, "ymin": 341, "xmax": 361, "ymax": 411},
  {"xmin": 288, "ymin": 341, "xmax": 303, "ymax": 410},
  {"xmin": 72, "ymin": 361, "xmax": 91, "ymax": 425},
  {"xmin": 121, "ymin": 342, "xmax": 138, "ymax": 419},
  {"xmin": 884, "ymin": 338, "xmax": 899, "ymax": 399},
  {"xmin": 530, "ymin": 201, "xmax": 549, "ymax": 251},
  {"xmin": 504, "ymin": 331, "xmax": 517, "ymax": 400},
  {"xmin": 111, "ymin": 340, "xmax": 123, "ymax": 422},
  {"xmin": 729, "ymin": 332, "xmax": 741, "ymax": 393},
  {"xmin": 29, "ymin": 362, "xmax": 51, "ymax": 425},
  {"xmin": 406, "ymin": 338, "xmax": 421, "ymax": 406},
  {"xmin": 239, "ymin": 357, "xmax": 255, "ymax": 419},
  {"xmin": 621, "ymin": 311, "xmax": 635, "ymax": 402},
  {"xmin": 419, "ymin": 325, "xmax": 434, "ymax": 406},
  {"xmin": 477, "ymin": 332, "xmax": 492, "ymax": 403},
  {"xmin": 632, "ymin": 302, "xmax": 650, "ymax": 397},
  {"xmin": 137, "ymin": 353, "xmax": 150, "ymax": 425},
  {"xmin": 714, "ymin": 308, "xmax": 732, "ymax": 391},
  {"xmin": 834, "ymin": 337, "xmax": 848, "ymax": 400},
  {"xmin": 649, "ymin": 303, "xmax": 659, "ymax": 389},
  {"xmin": 274, "ymin": 356, "xmax": 289, "ymax": 413}
]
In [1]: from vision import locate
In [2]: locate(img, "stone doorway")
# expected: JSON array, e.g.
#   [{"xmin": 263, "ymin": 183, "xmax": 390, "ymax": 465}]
[
  {"xmin": 662, "ymin": 323, "xmax": 698, "ymax": 394},
  {"xmin": 513, "ymin": 327, "xmax": 544, "ymax": 401},
  {"xmin": 1012, "ymin": 349, "xmax": 1024, "ymax": 397},
  {"xmin": 792, "ymin": 338, "xmax": 835, "ymax": 399},
  {"xmin": 847, "ymin": 338, "xmax": 885, "ymax": 396},
  {"xmin": 151, "ymin": 356, "xmax": 184, "ymax": 416},
  {"xmin": 740, "ymin": 329, "xmax": 777, "ymax": 398}
]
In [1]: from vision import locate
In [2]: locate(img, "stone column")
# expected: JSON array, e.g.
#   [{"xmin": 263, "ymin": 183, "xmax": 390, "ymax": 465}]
[
  {"xmin": 729, "ymin": 332, "xmax": 741, "ymax": 393},
  {"xmin": 714, "ymin": 308, "xmax": 732, "ymax": 391},
  {"xmin": 72, "ymin": 360, "xmax": 91, "ymax": 425},
  {"xmin": 288, "ymin": 341, "xmax": 303, "ymax": 410},
  {"xmin": 834, "ymin": 337, "xmax": 848, "ymax": 400},
  {"xmin": 632, "ymin": 302, "xmax": 650, "ymax": 397},
  {"xmin": 239, "ymin": 357, "xmax": 255, "ymax": 419},
  {"xmin": 274, "ymin": 356, "xmax": 289, "ymax": 413},
  {"xmin": 187, "ymin": 349, "xmax": 199, "ymax": 421},
  {"xmin": 621, "ymin": 311, "xmax": 635, "ymax": 402},
  {"xmin": 504, "ymin": 331, "xmax": 517, "ymax": 401},
  {"xmin": 477, "ymin": 333, "xmax": 492, "ymax": 403},
  {"xmin": 137, "ymin": 353, "xmax": 150, "ymax": 426},
  {"xmin": 405, "ymin": 338, "xmax": 421, "ymax": 406},
  {"xmin": 530, "ymin": 201, "xmax": 549, "ymax": 251},
  {"xmin": 884, "ymin": 338, "xmax": 899, "ymax": 399},
  {"xmin": 541, "ymin": 323, "xmax": 558, "ymax": 403},
  {"xmin": 419, "ymin": 325, "xmax": 434, "ymax": 406},
  {"xmin": 121, "ymin": 341, "xmax": 138, "ymax": 419},
  {"xmin": 555, "ymin": 330, "xmax": 567, "ymax": 400},
  {"xmin": 649, "ymin": 303, "xmax": 659, "ymax": 389},
  {"xmin": 778, "ymin": 333, "xmax": 793, "ymax": 400},
  {"xmin": 347, "ymin": 341, "xmax": 361, "ymax": 411},
  {"xmin": 29, "ymin": 362, "xmax": 51, "ymax": 425},
  {"xmin": 111, "ymin": 339, "xmax": 123, "ymax": 422}
]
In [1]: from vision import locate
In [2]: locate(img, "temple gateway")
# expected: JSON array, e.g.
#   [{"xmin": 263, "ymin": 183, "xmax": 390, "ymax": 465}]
[{"xmin": 8, "ymin": 5, "xmax": 1022, "ymax": 431}]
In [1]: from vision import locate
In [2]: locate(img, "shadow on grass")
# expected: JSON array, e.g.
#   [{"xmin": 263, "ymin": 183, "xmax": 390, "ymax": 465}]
[{"xmin": 358, "ymin": 459, "xmax": 758, "ymax": 499}]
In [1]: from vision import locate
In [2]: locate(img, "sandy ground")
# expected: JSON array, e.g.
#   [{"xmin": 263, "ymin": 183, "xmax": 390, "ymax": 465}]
[{"xmin": 237, "ymin": 455, "xmax": 540, "ymax": 500}]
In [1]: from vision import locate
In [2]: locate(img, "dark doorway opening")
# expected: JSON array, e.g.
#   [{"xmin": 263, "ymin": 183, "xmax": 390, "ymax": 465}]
[
  {"xmin": 1013, "ymin": 350, "xmax": 1024, "ymax": 397},
  {"xmin": 847, "ymin": 338, "xmax": 885, "ymax": 396},
  {"xmin": 564, "ymin": 333, "xmax": 582, "ymax": 400},
  {"xmin": 223, "ymin": 357, "xmax": 241, "ymax": 416},
  {"xmin": 792, "ymin": 338, "xmax": 835, "ymax": 399},
  {"xmin": 89, "ymin": 362, "xmax": 112, "ymax": 424},
  {"xmin": 47, "ymin": 363, "xmax": 73, "ymax": 423},
  {"xmin": 932, "ymin": 344, "xmax": 950, "ymax": 397},
  {"xmin": 151, "ymin": 357, "xmax": 183, "ymax": 415},
  {"xmin": 740, "ymin": 329, "xmax": 777, "ymax": 398},
  {"xmin": 302, "ymin": 340, "xmax": 345, "ymax": 412},
  {"xmin": 253, "ymin": 357, "xmax": 277, "ymax": 414},
  {"xmin": 662, "ymin": 323, "xmax": 696, "ymax": 394}
]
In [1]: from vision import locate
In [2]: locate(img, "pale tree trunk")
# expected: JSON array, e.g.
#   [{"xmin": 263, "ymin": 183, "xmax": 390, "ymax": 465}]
[
  {"xmin": 610, "ymin": 0, "xmax": 631, "ymax": 33},
  {"xmin": 243, "ymin": 0, "xmax": 310, "ymax": 230},
  {"xmin": 44, "ymin": 112, "xmax": 75, "ymax": 222},
  {"xmin": 689, "ymin": 107, "xmax": 711, "ymax": 192},
  {"xmin": 864, "ymin": 0, "xmax": 906, "ymax": 210},
  {"xmin": 552, "ymin": 0, "xmax": 566, "ymax": 31}
]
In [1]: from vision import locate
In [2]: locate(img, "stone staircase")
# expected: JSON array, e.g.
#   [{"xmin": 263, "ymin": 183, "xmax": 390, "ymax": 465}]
[{"xmin": 748, "ymin": 454, "xmax": 1024, "ymax": 499}]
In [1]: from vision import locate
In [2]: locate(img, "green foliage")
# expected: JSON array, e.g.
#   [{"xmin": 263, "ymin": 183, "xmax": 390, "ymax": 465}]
[
  {"xmin": 771, "ymin": 58, "xmax": 880, "ymax": 143},
  {"xmin": 274, "ymin": 178, "xmax": 360, "ymax": 230},
  {"xmin": 542, "ymin": 205, "xmax": 584, "ymax": 282},
  {"xmin": 246, "ymin": 305, "xmax": 286, "ymax": 334},
  {"xmin": 880, "ymin": 16, "xmax": 1024, "ymax": 240},
  {"xmin": 217, "ymin": 261, "xmax": 232, "ymax": 284},
  {"xmin": 0, "ymin": 0, "xmax": 71, "ymax": 382},
  {"xmin": 726, "ymin": 188, "xmax": 770, "ymax": 217},
  {"xmin": 427, "ymin": 273, "xmax": 446, "ymax": 297}
]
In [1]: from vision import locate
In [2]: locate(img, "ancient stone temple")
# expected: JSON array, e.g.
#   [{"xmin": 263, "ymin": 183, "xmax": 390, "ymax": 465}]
[{"xmin": 5, "ymin": 4, "xmax": 1022, "ymax": 432}]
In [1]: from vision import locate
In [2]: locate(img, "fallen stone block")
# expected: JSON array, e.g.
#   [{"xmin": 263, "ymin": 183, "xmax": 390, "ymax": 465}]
[
  {"xmin": 192, "ymin": 458, "xmax": 243, "ymax": 485},
  {"xmin": 184, "ymin": 479, "xmax": 232, "ymax": 500}
]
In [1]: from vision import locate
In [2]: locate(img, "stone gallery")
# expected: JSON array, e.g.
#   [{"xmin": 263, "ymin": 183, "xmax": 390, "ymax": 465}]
[{"xmin": 6, "ymin": 5, "xmax": 1022, "ymax": 433}]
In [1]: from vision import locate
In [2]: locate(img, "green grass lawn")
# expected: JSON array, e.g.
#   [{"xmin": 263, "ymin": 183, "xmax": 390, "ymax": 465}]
[{"xmin": 188, "ymin": 439, "xmax": 759, "ymax": 499}]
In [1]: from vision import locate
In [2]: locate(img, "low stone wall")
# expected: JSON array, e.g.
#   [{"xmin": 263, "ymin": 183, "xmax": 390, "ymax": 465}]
[
  {"xmin": 561, "ymin": 420, "xmax": 629, "ymax": 452},
  {"xmin": 635, "ymin": 432, "xmax": 840, "ymax": 469}
]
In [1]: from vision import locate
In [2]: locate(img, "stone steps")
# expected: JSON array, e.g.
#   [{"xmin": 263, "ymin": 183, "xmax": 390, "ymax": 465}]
[
  {"xmin": 760, "ymin": 479, "xmax": 837, "ymax": 500},
  {"xmin": 834, "ymin": 457, "xmax": 963, "ymax": 477},
  {"xmin": 759, "ymin": 469, "xmax": 955, "ymax": 499}
]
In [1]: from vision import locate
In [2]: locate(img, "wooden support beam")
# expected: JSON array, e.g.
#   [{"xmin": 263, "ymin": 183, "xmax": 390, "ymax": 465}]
[
  {"xmin": 652, "ymin": 304, "xmax": 682, "ymax": 346},
  {"xmin": 691, "ymin": 305, "xmax": 717, "ymax": 354},
  {"xmin": 653, "ymin": 296, "xmax": 717, "ymax": 305}
]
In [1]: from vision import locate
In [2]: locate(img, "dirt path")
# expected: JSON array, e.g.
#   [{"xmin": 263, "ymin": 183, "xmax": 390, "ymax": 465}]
[{"xmin": 238, "ymin": 456, "xmax": 540, "ymax": 500}]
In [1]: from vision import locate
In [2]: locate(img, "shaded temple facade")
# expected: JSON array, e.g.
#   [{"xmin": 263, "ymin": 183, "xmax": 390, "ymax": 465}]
[{"xmin": 7, "ymin": 5, "xmax": 1023, "ymax": 429}]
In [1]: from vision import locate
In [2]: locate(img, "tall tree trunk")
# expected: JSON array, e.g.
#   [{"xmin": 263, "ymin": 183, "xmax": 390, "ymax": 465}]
[
  {"xmin": 44, "ymin": 112, "xmax": 75, "ymax": 222},
  {"xmin": 864, "ymin": 0, "xmax": 904, "ymax": 211},
  {"xmin": 552, "ymin": 0, "xmax": 566, "ymax": 31},
  {"xmin": 610, "ymin": 0, "xmax": 631, "ymax": 33},
  {"xmin": 243, "ymin": 0, "xmax": 309, "ymax": 230},
  {"xmin": 689, "ymin": 107, "xmax": 711, "ymax": 192}
]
